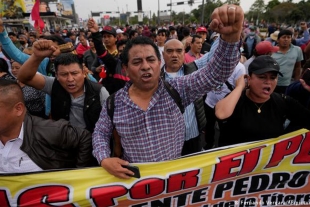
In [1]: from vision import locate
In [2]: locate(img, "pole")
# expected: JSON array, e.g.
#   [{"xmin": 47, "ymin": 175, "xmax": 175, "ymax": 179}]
[
  {"xmin": 157, "ymin": 0, "xmax": 160, "ymax": 25},
  {"xmin": 201, "ymin": 0, "xmax": 205, "ymax": 25},
  {"xmin": 170, "ymin": 0, "xmax": 172, "ymax": 22},
  {"xmin": 118, "ymin": 7, "xmax": 120, "ymax": 26}
]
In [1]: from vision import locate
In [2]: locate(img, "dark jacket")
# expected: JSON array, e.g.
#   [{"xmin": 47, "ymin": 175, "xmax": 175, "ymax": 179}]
[
  {"xmin": 160, "ymin": 62, "xmax": 206, "ymax": 132},
  {"xmin": 91, "ymin": 32, "xmax": 129, "ymax": 94},
  {"xmin": 21, "ymin": 113, "xmax": 97, "ymax": 170},
  {"xmin": 51, "ymin": 78, "xmax": 102, "ymax": 133},
  {"xmin": 200, "ymin": 41, "xmax": 211, "ymax": 54}
]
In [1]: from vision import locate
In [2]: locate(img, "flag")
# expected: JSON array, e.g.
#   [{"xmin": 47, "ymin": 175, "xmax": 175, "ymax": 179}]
[{"xmin": 29, "ymin": 0, "xmax": 45, "ymax": 33}]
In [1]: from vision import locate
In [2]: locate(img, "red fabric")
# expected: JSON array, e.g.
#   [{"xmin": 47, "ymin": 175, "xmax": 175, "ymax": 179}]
[
  {"xmin": 300, "ymin": 40, "xmax": 310, "ymax": 52},
  {"xmin": 98, "ymin": 51, "xmax": 108, "ymax": 58},
  {"xmin": 30, "ymin": 0, "xmax": 45, "ymax": 33},
  {"xmin": 76, "ymin": 44, "xmax": 90, "ymax": 58}
]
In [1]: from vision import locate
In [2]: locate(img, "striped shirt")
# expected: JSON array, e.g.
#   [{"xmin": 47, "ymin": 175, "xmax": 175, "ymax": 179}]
[
  {"xmin": 92, "ymin": 38, "xmax": 240, "ymax": 163},
  {"xmin": 163, "ymin": 66, "xmax": 199, "ymax": 141}
]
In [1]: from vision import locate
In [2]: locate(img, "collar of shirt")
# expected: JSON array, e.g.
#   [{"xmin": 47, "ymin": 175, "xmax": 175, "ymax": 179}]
[
  {"xmin": 163, "ymin": 65, "xmax": 184, "ymax": 80},
  {"xmin": 0, "ymin": 123, "xmax": 24, "ymax": 148},
  {"xmin": 187, "ymin": 50, "xmax": 202, "ymax": 58}
]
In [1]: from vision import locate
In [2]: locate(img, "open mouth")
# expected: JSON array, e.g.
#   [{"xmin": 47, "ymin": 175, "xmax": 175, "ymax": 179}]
[
  {"xmin": 262, "ymin": 87, "xmax": 271, "ymax": 94},
  {"xmin": 141, "ymin": 73, "xmax": 152, "ymax": 81},
  {"xmin": 67, "ymin": 84, "xmax": 75, "ymax": 89}
]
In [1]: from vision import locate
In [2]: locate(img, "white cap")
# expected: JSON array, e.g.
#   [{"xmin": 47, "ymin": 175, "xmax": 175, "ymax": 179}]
[{"xmin": 116, "ymin": 28, "xmax": 124, "ymax": 34}]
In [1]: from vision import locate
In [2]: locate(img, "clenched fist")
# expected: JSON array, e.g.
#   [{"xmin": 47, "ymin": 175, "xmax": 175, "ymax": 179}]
[
  {"xmin": 32, "ymin": 40, "xmax": 61, "ymax": 59},
  {"xmin": 87, "ymin": 18, "xmax": 99, "ymax": 33},
  {"xmin": 209, "ymin": 4, "xmax": 244, "ymax": 42}
]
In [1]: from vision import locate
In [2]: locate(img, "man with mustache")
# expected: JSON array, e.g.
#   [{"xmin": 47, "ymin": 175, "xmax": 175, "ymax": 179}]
[
  {"xmin": 17, "ymin": 42, "xmax": 109, "ymax": 133},
  {"xmin": 92, "ymin": 4, "xmax": 244, "ymax": 179}
]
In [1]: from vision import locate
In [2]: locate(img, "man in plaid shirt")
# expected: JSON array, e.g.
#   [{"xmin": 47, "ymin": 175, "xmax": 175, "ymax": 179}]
[{"xmin": 92, "ymin": 4, "xmax": 244, "ymax": 178}]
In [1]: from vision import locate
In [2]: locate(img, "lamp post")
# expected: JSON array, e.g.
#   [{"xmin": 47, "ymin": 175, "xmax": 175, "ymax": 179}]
[
  {"xmin": 157, "ymin": 0, "xmax": 160, "ymax": 25},
  {"xmin": 201, "ymin": 0, "xmax": 205, "ymax": 25}
]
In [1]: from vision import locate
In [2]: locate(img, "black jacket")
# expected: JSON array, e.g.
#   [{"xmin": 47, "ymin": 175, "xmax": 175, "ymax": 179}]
[
  {"xmin": 20, "ymin": 113, "xmax": 97, "ymax": 170},
  {"xmin": 91, "ymin": 31, "xmax": 128, "ymax": 94},
  {"xmin": 51, "ymin": 78, "xmax": 102, "ymax": 133},
  {"xmin": 160, "ymin": 62, "xmax": 206, "ymax": 132}
]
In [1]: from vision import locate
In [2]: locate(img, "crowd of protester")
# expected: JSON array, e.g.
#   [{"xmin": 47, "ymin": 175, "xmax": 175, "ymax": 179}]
[{"xmin": 1, "ymin": 4, "xmax": 310, "ymax": 179}]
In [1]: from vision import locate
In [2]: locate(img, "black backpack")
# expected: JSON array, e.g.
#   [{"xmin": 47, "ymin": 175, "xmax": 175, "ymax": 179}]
[{"xmin": 106, "ymin": 81, "xmax": 184, "ymax": 157}]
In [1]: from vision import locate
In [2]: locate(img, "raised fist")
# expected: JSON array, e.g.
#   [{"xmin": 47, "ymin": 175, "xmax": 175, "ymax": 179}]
[
  {"xmin": 32, "ymin": 40, "xmax": 60, "ymax": 59},
  {"xmin": 87, "ymin": 18, "xmax": 99, "ymax": 33},
  {"xmin": 209, "ymin": 4, "xmax": 244, "ymax": 42}
]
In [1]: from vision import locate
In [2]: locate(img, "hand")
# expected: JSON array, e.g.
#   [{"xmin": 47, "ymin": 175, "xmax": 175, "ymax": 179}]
[
  {"xmin": 235, "ymin": 74, "xmax": 247, "ymax": 89},
  {"xmin": 101, "ymin": 158, "xmax": 135, "ymax": 179},
  {"xmin": 83, "ymin": 64, "xmax": 93, "ymax": 75},
  {"xmin": 87, "ymin": 18, "xmax": 99, "ymax": 33},
  {"xmin": 32, "ymin": 40, "xmax": 60, "ymax": 59},
  {"xmin": 300, "ymin": 79, "xmax": 310, "ymax": 92},
  {"xmin": 96, "ymin": 65, "xmax": 102, "ymax": 73},
  {"xmin": 209, "ymin": 4, "xmax": 244, "ymax": 42}
]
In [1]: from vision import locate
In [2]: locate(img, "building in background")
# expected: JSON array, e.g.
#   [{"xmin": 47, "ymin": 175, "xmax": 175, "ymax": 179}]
[{"xmin": 0, "ymin": 0, "xmax": 78, "ymax": 32}]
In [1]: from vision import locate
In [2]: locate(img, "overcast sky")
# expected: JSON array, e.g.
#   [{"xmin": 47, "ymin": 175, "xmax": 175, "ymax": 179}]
[{"xmin": 74, "ymin": 0, "xmax": 301, "ymax": 20}]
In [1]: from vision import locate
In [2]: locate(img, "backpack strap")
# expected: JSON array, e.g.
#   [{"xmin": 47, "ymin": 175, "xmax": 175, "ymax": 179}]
[
  {"xmin": 106, "ymin": 93, "xmax": 122, "ymax": 158},
  {"xmin": 163, "ymin": 81, "xmax": 185, "ymax": 114},
  {"xmin": 224, "ymin": 81, "xmax": 234, "ymax": 91},
  {"xmin": 106, "ymin": 93, "xmax": 115, "ymax": 121}
]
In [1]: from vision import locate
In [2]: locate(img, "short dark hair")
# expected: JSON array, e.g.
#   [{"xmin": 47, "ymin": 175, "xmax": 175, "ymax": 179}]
[
  {"xmin": 43, "ymin": 35, "xmax": 66, "ymax": 45},
  {"xmin": 0, "ymin": 79, "xmax": 24, "ymax": 104},
  {"xmin": 54, "ymin": 53, "xmax": 82, "ymax": 72},
  {"xmin": 129, "ymin": 30, "xmax": 138, "ymax": 39},
  {"xmin": 278, "ymin": 30, "xmax": 293, "ymax": 40},
  {"xmin": 182, "ymin": 27, "xmax": 190, "ymax": 37},
  {"xmin": 67, "ymin": 32, "xmax": 75, "ymax": 37},
  {"xmin": 117, "ymin": 39, "xmax": 127, "ymax": 49},
  {"xmin": 8, "ymin": 32, "xmax": 17, "ymax": 37},
  {"xmin": 157, "ymin": 29, "xmax": 167, "ymax": 36},
  {"xmin": 0, "ymin": 58, "xmax": 9, "ymax": 73},
  {"xmin": 29, "ymin": 34, "xmax": 36, "ymax": 39},
  {"xmin": 191, "ymin": 34, "xmax": 202, "ymax": 43},
  {"xmin": 121, "ymin": 36, "xmax": 160, "ymax": 66}
]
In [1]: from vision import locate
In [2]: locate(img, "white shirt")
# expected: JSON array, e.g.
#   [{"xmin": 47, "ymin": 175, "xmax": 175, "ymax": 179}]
[
  {"xmin": 206, "ymin": 62, "xmax": 246, "ymax": 108},
  {"xmin": 158, "ymin": 45, "xmax": 165, "ymax": 69},
  {"xmin": 0, "ymin": 123, "xmax": 42, "ymax": 173}
]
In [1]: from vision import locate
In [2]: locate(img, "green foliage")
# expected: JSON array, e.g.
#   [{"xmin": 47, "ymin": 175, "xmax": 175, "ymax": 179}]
[
  {"xmin": 144, "ymin": 0, "xmax": 310, "ymax": 26},
  {"xmin": 245, "ymin": 0, "xmax": 310, "ymax": 24}
]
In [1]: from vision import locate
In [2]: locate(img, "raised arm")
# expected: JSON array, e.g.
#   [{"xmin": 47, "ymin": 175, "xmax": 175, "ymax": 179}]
[
  {"xmin": 87, "ymin": 18, "xmax": 118, "ymax": 73},
  {"xmin": 170, "ymin": 5, "xmax": 244, "ymax": 107},
  {"xmin": 0, "ymin": 19, "xmax": 49, "ymax": 75},
  {"xmin": 18, "ymin": 40, "xmax": 60, "ymax": 90},
  {"xmin": 295, "ymin": 23, "xmax": 309, "ymax": 46},
  {"xmin": 215, "ymin": 74, "xmax": 246, "ymax": 120}
]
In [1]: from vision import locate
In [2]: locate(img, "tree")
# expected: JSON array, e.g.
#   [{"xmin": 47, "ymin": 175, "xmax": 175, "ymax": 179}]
[
  {"xmin": 269, "ymin": 2, "xmax": 297, "ymax": 23},
  {"xmin": 250, "ymin": 0, "xmax": 265, "ymax": 13},
  {"xmin": 249, "ymin": 0, "xmax": 265, "ymax": 25},
  {"xmin": 225, "ymin": 0, "xmax": 240, "ymax": 5},
  {"xmin": 191, "ymin": 0, "xmax": 222, "ymax": 24},
  {"xmin": 289, "ymin": 8, "xmax": 305, "ymax": 24},
  {"xmin": 265, "ymin": 0, "xmax": 281, "ymax": 11}
]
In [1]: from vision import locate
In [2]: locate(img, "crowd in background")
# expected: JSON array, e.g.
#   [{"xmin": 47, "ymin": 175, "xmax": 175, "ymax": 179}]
[{"xmin": 1, "ymin": 5, "xmax": 310, "ymax": 178}]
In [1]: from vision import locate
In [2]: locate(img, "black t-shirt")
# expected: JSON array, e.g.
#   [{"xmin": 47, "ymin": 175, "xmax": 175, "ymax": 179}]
[{"xmin": 217, "ymin": 91, "xmax": 310, "ymax": 147}]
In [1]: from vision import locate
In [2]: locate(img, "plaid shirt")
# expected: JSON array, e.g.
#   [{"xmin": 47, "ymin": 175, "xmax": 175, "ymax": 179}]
[{"xmin": 92, "ymin": 38, "xmax": 240, "ymax": 163}]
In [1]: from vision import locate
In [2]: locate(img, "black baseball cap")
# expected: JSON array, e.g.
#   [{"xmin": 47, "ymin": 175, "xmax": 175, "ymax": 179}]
[
  {"xmin": 248, "ymin": 55, "xmax": 283, "ymax": 76},
  {"xmin": 101, "ymin": 26, "xmax": 116, "ymax": 36}
]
